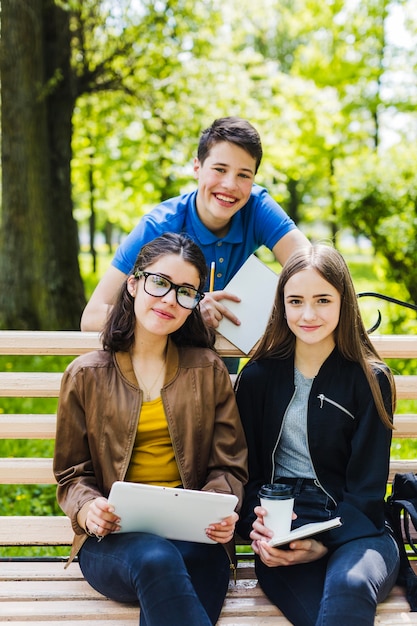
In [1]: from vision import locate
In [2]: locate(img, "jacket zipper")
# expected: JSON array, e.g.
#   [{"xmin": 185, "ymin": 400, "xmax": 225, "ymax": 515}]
[
  {"xmin": 317, "ymin": 394, "xmax": 355, "ymax": 420},
  {"xmin": 270, "ymin": 387, "xmax": 297, "ymax": 483},
  {"xmin": 271, "ymin": 386, "xmax": 337, "ymax": 508}
]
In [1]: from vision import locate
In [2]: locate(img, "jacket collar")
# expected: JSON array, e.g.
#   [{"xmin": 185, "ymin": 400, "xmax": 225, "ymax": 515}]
[{"xmin": 114, "ymin": 339, "xmax": 180, "ymax": 387}]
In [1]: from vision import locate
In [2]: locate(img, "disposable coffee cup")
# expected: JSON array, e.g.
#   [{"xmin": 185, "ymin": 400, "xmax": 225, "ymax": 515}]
[{"xmin": 258, "ymin": 483, "xmax": 294, "ymax": 539}]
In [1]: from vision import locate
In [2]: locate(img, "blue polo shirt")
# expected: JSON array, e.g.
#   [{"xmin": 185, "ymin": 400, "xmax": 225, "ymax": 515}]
[{"xmin": 112, "ymin": 184, "xmax": 296, "ymax": 291}]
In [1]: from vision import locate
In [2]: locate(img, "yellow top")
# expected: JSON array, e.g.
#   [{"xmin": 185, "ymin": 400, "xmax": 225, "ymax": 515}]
[{"xmin": 125, "ymin": 396, "xmax": 181, "ymax": 487}]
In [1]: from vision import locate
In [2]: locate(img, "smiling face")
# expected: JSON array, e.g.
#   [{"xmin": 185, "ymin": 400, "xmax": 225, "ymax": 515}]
[
  {"xmin": 193, "ymin": 141, "xmax": 256, "ymax": 237},
  {"xmin": 284, "ymin": 267, "xmax": 341, "ymax": 352},
  {"xmin": 128, "ymin": 254, "xmax": 200, "ymax": 339}
]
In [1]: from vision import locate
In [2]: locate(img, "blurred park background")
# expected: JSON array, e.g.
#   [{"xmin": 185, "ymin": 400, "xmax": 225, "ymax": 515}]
[{"xmin": 0, "ymin": 0, "xmax": 417, "ymax": 335}]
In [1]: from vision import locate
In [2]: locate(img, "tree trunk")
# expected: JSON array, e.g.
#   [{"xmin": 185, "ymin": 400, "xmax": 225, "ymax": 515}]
[{"xmin": 0, "ymin": 0, "xmax": 85, "ymax": 330}]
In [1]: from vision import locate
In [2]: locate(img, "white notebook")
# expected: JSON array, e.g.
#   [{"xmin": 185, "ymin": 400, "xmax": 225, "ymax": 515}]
[
  {"xmin": 268, "ymin": 517, "xmax": 342, "ymax": 547},
  {"xmin": 217, "ymin": 254, "xmax": 279, "ymax": 354},
  {"xmin": 108, "ymin": 481, "xmax": 238, "ymax": 544}
]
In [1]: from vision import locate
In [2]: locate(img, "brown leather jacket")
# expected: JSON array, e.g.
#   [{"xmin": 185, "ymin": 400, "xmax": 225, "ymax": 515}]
[{"xmin": 53, "ymin": 340, "xmax": 248, "ymax": 564}]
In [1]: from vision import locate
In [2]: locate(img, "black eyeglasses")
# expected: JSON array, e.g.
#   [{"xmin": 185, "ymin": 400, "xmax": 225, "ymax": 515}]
[{"xmin": 134, "ymin": 271, "xmax": 205, "ymax": 310}]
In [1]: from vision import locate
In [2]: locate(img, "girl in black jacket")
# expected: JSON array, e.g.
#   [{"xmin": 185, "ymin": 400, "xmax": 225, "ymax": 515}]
[{"xmin": 235, "ymin": 244, "xmax": 400, "ymax": 626}]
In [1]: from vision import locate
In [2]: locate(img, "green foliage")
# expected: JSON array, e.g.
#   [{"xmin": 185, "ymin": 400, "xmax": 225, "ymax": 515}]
[
  {"xmin": 0, "ymin": 483, "xmax": 61, "ymax": 517},
  {"xmin": 71, "ymin": 0, "xmax": 225, "ymax": 239},
  {"xmin": 68, "ymin": 0, "xmax": 417, "ymax": 299},
  {"xmin": 338, "ymin": 146, "xmax": 417, "ymax": 305}
]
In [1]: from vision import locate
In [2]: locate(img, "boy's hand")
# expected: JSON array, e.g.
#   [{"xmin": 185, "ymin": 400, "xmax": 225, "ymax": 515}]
[{"xmin": 200, "ymin": 291, "xmax": 241, "ymax": 328}]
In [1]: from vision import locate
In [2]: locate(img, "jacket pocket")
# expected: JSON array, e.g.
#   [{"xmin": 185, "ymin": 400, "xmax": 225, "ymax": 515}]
[{"xmin": 317, "ymin": 394, "xmax": 355, "ymax": 420}]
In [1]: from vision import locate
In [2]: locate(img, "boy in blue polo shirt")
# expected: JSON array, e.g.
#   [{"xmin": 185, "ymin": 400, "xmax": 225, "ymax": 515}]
[{"xmin": 81, "ymin": 117, "xmax": 309, "ymax": 332}]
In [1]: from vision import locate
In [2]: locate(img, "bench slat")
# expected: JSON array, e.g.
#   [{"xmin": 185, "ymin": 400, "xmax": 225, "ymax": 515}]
[
  {"xmin": 0, "ymin": 331, "xmax": 102, "ymax": 355},
  {"xmin": 0, "ymin": 537, "xmax": 414, "ymax": 624},
  {"xmin": 370, "ymin": 335, "xmax": 417, "ymax": 359},
  {"xmin": 393, "ymin": 414, "xmax": 417, "ymax": 437},
  {"xmin": 395, "ymin": 375, "xmax": 417, "ymax": 399},
  {"xmin": 1, "ymin": 372, "xmax": 415, "ymax": 399},
  {"xmin": 4, "ymin": 623, "xmax": 139, "ymax": 626},
  {"xmin": 0, "ymin": 414, "xmax": 57, "ymax": 438},
  {"xmin": 390, "ymin": 459, "xmax": 417, "ymax": 481},
  {"xmin": 3, "ymin": 622, "xmax": 289, "ymax": 626},
  {"xmin": 0, "ymin": 587, "xmax": 411, "ymax": 623},
  {"xmin": 10, "ymin": 615, "xmax": 415, "ymax": 626},
  {"xmin": 0, "ymin": 330, "xmax": 242, "ymax": 357},
  {"xmin": 1, "ymin": 330, "xmax": 417, "ymax": 359},
  {"xmin": 1, "ymin": 456, "xmax": 416, "ymax": 486},
  {"xmin": 0, "ymin": 458, "xmax": 55, "ymax": 484},
  {"xmin": 0, "ymin": 562, "xmax": 417, "ymax": 626},
  {"xmin": 0, "ymin": 516, "xmax": 73, "ymax": 546},
  {"xmin": 0, "ymin": 560, "xmax": 255, "ymax": 581},
  {"xmin": 3, "ymin": 412, "xmax": 417, "ymax": 440},
  {"xmin": 0, "ymin": 372, "xmax": 62, "ymax": 397},
  {"xmin": 0, "ymin": 561, "xmax": 82, "ymax": 580},
  {"xmin": 0, "ymin": 599, "xmax": 140, "ymax": 621}
]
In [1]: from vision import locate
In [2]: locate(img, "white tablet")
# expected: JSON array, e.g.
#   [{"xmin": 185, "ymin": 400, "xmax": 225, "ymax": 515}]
[{"xmin": 108, "ymin": 481, "xmax": 239, "ymax": 544}]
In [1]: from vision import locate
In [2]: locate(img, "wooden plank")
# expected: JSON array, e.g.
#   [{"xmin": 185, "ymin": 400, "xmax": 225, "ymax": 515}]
[
  {"xmin": 0, "ymin": 561, "xmax": 82, "ymax": 580},
  {"xmin": 2, "ymin": 620, "xmax": 292, "ymax": 626},
  {"xmin": 0, "ymin": 458, "xmax": 55, "ymax": 485},
  {"xmin": 0, "ymin": 594, "xmax": 408, "ymax": 622},
  {"xmin": 0, "ymin": 331, "xmax": 102, "ymax": 355},
  {"xmin": 2, "ymin": 412, "xmax": 417, "ymax": 440},
  {"xmin": 0, "ymin": 599, "xmax": 140, "ymax": 621},
  {"xmin": 0, "ymin": 596, "xmax": 284, "ymax": 621},
  {"xmin": 0, "ymin": 561, "xmax": 410, "ymax": 624},
  {"xmin": 370, "ymin": 335, "xmax": 417, "ymax": 359},
  {"xmin": 5, "ymin": 623, "xmax": 139, "ymax": 626},
  {"xmin": 0, "ymin": 579, "xmax": 272, "ymax": 602},
  {"xmin": 395, "ymin": 376, "xmax": 417, "ymax": 400},
  {"xmin": 0, "ymin": 622, "xmax": 290, "ymax": 626},
  {"xmin": 0, "ymin": 516, "xmax": 73, "ymax": 546},
  {"xmin": 0, "ymin": 414, "xmax": 56, "ymax": 438},
  {"xmin": 1, "ymin": 330, "xmax": 417, "ymax": 359},
  {"xmin": 2, "ymin": 453, "xmax": 417, "ymax": 489},
  {"xmin": 0, "ymin": 372, "xmax": 414, "ymax": 400},
  {"xmin": 375, "ymin": 617, "xmax": 417, "ymax": 625},
  {"xmin": 393, "ymin": 414, "xmax": 417, "ymax": 437},
  {"xmin": 390, "ymin": 459, "xmax": 417, "ymax": 482},
  {"xmin": 0, "ymin": 560, "xmax": 257, "ymax": 581},
  {"xmin": 0, "ymin": 330, "xmax": 241, "ymax": 357},
  {"xmin": 0, "ymin": 580, "xmax": 102, "ymax": 601},
  {"xmin": 0, "ymin": 372, "xmax": 62, "ymax": 397}
]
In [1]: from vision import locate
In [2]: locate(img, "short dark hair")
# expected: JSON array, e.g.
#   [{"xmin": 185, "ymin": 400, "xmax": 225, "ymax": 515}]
[
  {"xmin": 101, "ymin": 233, "xmax": 215, "ymax": 352},
  {"xmin": 197, "ymin": 117, "xmax": 263, "ymax": 173}
]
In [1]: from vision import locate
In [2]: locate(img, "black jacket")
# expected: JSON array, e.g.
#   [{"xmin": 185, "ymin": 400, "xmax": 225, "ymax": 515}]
[{"xmin": 235, "ymin": 348, "xmax": 393, "ymax": 550}]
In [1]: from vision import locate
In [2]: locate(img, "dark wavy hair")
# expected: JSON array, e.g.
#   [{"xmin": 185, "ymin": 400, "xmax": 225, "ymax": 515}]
[
  {"xmin": 248, "ymin": 244, "xmax": 396, "ymax": 429},
  {"xmin": 198, "ymin": 117, "xmax": 263, "ymax": 174},
  {"xmin": 101, "ymin": 233, "xmax": 215, "ymax": 352}
]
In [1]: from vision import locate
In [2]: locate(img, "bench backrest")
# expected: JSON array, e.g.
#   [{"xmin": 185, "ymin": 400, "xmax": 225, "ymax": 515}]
[{"xmin": 1, "ymin": 331, "xmax": 416, "ymax": 548}]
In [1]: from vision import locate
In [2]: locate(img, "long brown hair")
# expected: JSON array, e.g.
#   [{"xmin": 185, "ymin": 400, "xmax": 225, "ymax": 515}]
[{"xmin": 250, "ymin": 245, "xmax": 396, "ymax": 429}]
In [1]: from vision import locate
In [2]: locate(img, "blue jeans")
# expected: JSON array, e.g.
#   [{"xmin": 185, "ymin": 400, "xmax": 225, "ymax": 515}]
[
  {"xmin": 256, "ymin": 480, "xmax": 400, "ymax": 626},
  {"xmin": 78, "ymin": 532, "xmax": 230, "ymax": 626}
]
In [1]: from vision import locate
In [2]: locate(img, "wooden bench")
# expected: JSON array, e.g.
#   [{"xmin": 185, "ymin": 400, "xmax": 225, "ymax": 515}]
[{"xmin": 1, "ymin": 330, "xmax": 417, "ymax": 624}]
